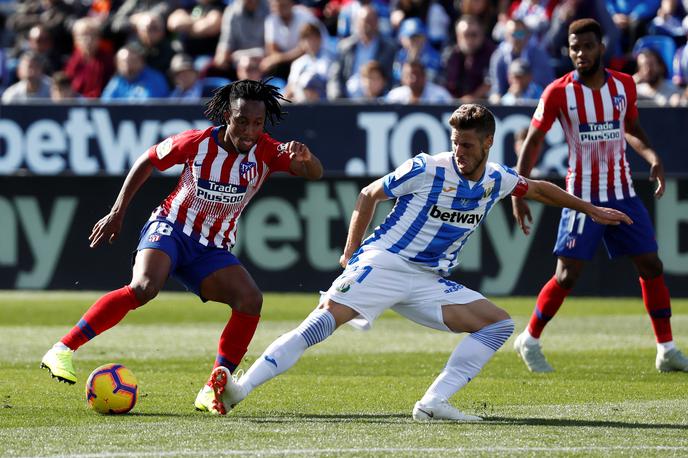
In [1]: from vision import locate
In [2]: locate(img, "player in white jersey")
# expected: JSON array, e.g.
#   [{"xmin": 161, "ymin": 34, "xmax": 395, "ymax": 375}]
[
  {"xmin": 40, "ymin": 81, "xmax": 323, "ymax": 409},
  {"xmin": 204, "ymin": 104, "xmax": 631, "ymax": 421}
]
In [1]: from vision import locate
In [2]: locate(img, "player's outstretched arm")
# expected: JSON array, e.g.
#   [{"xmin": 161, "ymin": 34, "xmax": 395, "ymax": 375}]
[
  {"xmin": 522, "ymin": 178, "xmax": 633, "ymax": 226},
  {"xmin": 339, "ymin": 178, "xmax": 389, "ymax": 268},
  {"xmin": 624, "ymin": 117, "xmax": 665, "ymax": 198},
  {"xmin": 512, "ymin": 126, "xmax": 547, "ymax": 235},
  {"xmin": 89, "ymin": 152, "xmax": 154, "ymax": 248},
  {"xmin": 286, "ymin": 141, "xmax": 323, "ymax": 180}
]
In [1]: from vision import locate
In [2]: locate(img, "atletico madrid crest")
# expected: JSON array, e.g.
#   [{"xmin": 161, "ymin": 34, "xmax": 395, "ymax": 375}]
[
  {"xmin": 240, "ymin": 162, "xmax": 257, "ymax": 182},
  {"xmin": 612, "ymin": 95, "xmax": 626, "ymax": 113}
]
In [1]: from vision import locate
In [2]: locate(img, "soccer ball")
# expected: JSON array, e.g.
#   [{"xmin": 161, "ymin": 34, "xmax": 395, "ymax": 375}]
[{"xmin": 85, "ymin": 363, "xmax": 138, "ymax": 414}]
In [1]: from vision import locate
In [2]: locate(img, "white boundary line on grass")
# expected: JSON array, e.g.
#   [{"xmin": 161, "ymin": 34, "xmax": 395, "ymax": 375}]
[{"xmin": 24, "ymin": 445, "xmax": 688, "ymax": 457}]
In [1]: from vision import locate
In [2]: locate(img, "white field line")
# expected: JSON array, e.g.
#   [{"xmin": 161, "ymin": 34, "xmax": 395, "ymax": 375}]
[{"xmin": 18, "ymin": 446, "xmax": 688, "ymax": 458}]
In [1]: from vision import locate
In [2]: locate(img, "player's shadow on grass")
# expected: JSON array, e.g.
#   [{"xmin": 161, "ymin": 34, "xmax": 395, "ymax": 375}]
[
  {"xmin": 127, "ymin": 412, "xmax": 194, "ymax": 418},
  {"xmin": 246, "ymin": 413, "xmax": 410, "ymax": 424},
  {"xmin": 487, "ymin": 417, "xmax": 688, "ymax": 430}
]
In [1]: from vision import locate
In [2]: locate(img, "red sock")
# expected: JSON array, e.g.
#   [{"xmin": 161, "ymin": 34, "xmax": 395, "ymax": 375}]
[
  {"xmin": 527, "ymin": 276, "xmax": 571, "ymax": 338},
  {"xmin": 61, "ymin": 286, "xmax": 142, "ymax": 350},
  {"xmin": 214, "ymin": 310, "xmax": 261, "ymax": 373},
  {"xmin": 640, "ymin": 275, "xmax": 672, "ymax": 343}
]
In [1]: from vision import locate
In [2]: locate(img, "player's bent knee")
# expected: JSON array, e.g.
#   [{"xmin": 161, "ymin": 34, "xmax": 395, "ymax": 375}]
[
  {"xmin": 129, "ymin": 281, "xmax": 160, "ymax": 306},
  {"xmin": 233, "ymin": 290, "xmax": 263, "ymax": 315},
  {"xmin": 555, "ymin": 270, "xmax": 579, "ymax": 289}
]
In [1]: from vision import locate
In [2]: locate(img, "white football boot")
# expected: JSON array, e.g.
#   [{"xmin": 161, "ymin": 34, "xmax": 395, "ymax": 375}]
[
  {"xmin": 513, "ymin": 331, "xmax": 554, "ymax": 373},
  {"xmin": 412, "ymin": 398, "xmax": 482, "ymax": 422},
  {"xmin": 656, "ymin": 348, "xmax": 688, "ymax": 372},
  {"xmin": 200, "ymin": 366, "xmax": 248, "ymax": 415}
]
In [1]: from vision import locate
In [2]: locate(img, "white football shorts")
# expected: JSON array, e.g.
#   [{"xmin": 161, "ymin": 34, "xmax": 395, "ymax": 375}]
[{"xmin": 320, "ymin": 248, "xmax": 485, "ymax": 332}]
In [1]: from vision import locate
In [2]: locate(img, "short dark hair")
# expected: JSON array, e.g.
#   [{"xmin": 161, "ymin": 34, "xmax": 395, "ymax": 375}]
[
  {"xmin": 568, "ymin": 18, "xmax": 603, "ymax": 43},
  {"xmin": 637, "ymin": 48, "xmax": 668, "ymax": 78},
  {"xmin": 299, "ymin": 22, "xmax": 321, "ymax": 39},
  {"xmin": 361, "ymin": 60, "xmax": 386, "ymax": 80},
  {"xmin": 204, "ymin": 79, "xmax": 289, "ymax": 126},
  {"xmin": 448, "ymin": 104, "xmax": 496, "ymax": 138}
]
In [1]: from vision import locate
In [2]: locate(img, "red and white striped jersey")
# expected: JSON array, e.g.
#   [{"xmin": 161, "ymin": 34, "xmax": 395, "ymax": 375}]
[
  {"xmin": 146, "ymin": 126, "xmax": 294, "ymax": 249},
  {"xmin": 531, "ymin": 69, "xmax": 638, "ymax": 202}
]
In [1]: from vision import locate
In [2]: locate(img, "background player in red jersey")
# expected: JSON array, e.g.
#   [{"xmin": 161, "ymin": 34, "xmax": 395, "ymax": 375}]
[
  {"xmin": 511, "ymin": 19, "xmax": 688, "ymax": 373},
  {"xmin": 40, "ymin": 80, "xmax": 324, "ymax": 411}
]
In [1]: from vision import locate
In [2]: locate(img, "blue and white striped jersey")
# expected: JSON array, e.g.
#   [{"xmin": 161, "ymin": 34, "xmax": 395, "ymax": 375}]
[{"xmin": 356, "ymin": 152, "xmax": 524, "ymax": 275}]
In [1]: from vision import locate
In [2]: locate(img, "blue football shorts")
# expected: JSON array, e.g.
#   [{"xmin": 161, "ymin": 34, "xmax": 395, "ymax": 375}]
[
  {"xmin": 553, "ymin": 196, "xmax": 658, "ymax": 260},
  {"xmin": 135, "ymin": 219, "xmax": 241, "ymax": 299}
]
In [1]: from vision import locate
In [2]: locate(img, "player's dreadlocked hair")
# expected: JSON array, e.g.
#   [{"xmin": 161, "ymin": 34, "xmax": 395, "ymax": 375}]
[{"xmin": 204, "ymin": 79, "xmax": 289, "ymax": 126}]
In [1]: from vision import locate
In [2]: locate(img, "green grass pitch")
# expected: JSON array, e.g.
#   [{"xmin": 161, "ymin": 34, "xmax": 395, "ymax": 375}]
[{"xmin": 1, "ymin": 292, "xmax": 688, "ymax": 457}]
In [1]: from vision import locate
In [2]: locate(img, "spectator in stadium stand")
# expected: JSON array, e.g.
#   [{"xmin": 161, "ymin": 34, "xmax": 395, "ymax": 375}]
[
  {"xmin": 649, "ymin": 0, "xmax": 687, "ymax": 39},
  {"xmin": 131, "ymin": 12, "xmax": 176, "ymax": 77},
  {"xmin": 392, "ymin": 17, "xmax": 443, "ymax": 84},
  {"xmin": 101, "ymin": 44, "xmax": 170, "ymax": 100},
  {"xmin": 634, "ymin": 47, "xmax": 682, "ymax": 106},
  {"xmin": 389, "ymin": 0, "xmax": 450, "ymax": 50},
  {"xmin": 350, "ymin": 59, "xmax": 389, "ymax": 100},
  {"xmin": 235, "ymin": 50, "xmax": 267, "ymax": 82},
  {"xmin": 285, "ymin": 23, "xmax": 333, "ymax": 101},
  {"xmin": 0, "ymin": 48, "xmax": 7, "ymax": 91},
  {"xmin": 1, "ymin": 51, "xmax": 51, "ymax": 102},
  {"xmin": 488, "ymin": 18, "xmax": 554, "ymax": 98},
  {"xmin": 504, "ymin": 0, "xmax": 553, "ymax": 38},
  {"xmin": 336, "ymin": 0, "xmax": 392, "ymax": 39},
  {"xmin": 6, "ymin": 0, "xmax": 80, "ymax": 60},
  {"xmin": 542, "ymin": 0, "xmax": 620, "ymax": 76},
  {"xmin": 166, "ymin": 0, "xmax": 224, "ymax": 60},
  {"xmin": 494, "ymin": 58, "xmax": 543, "ymax": 105},
  {"xmin": 328, "ymin": 4, "xmax": 397, "ymax": 99},
  {"xmin": 672, "ymin": 16, "xmax": 688, "ymax": 87},
  {"xmin": 107, "ymin": 0, "xmax": 178, "ymax": 45},
  {"xmin": 25, "ymin": 25, "xmax": 64, "ymax": 76},
  {"xmin": 212, "ymin": 0, "xmax": 269, "ymax": 77},
  {"xmin": 442, "ymin": 14, "xmax": 495, "ymax": 101},
  {"xmin": 298, "ymin": 72, "xmax": 328, "ymax": 102},
  {"xmin": 50, "ymin": 71, "xmax": 78, "ymax": 101},
  {"xmin": 64, "ymin": 17, "xmax": 115, "ymax": 99},
  {"xmin": 385, "ymin": 59, "xmax": 453, "ymax": 104},
  {"xmin": 261, "ymin": 0, "xmax": 325, "ymax": 80},
  {"xmin": 607, "ymin": 0, "xmax": 661, "ymax": 54},
  {"xmin": 168, "ymin": 53, "xmax": 204, "ymax": 101},
  {"xmin": 458, "ymin": 0, "xmax": 497, "ymax": 34}
]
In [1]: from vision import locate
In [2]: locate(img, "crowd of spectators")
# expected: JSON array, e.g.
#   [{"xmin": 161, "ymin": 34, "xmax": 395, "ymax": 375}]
[{"xmin": 2, "ymin": 0, "xmax": 688, "ymax": 106}]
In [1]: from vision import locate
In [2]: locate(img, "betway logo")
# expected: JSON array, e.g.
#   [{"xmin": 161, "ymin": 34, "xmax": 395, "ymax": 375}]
[
  {"xmin": 428, "ymin": 205, "xmax": 484, "ymax": 226},
  {"xmin": 0, "ymin": 107, "xmax": 210, "ymax": 175}
]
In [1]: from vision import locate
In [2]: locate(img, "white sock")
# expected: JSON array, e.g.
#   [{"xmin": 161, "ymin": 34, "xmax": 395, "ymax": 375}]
[
  {"xmin": 522, "ymin": 330, "xmax": 539, "ymax": 346},
  {"xmin": 52, "ymin": 342, "xmax": 71, "ymax": 351},
  {"xmin": 421, "ymin": 319, "xmax": 514, "ymax": 404},
  {"xmin": 238, "ymin": 330, "xmax": 308, "ymax": 394},
  {"xmin": 238, "ymin": 309, "xmax": 336, "ymax": 395},
  {"xmin": 657, "ymin": 340, "xmax": 676, "ymax": 356}
]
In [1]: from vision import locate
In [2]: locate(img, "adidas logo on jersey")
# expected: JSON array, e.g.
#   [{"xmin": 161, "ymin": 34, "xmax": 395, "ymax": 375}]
[{"xmin": 429, "ymin": 205, "xmax": 484, "ymax": 226}]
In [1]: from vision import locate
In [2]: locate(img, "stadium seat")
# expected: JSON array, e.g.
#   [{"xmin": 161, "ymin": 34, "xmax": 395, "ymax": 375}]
[
  {"xmin": 201, "ymin": 77, "xmax": 232, "ymax": 98},
  {"xmin": 633, "ymin": 35, "xmax": 677, "ymax": 77}
]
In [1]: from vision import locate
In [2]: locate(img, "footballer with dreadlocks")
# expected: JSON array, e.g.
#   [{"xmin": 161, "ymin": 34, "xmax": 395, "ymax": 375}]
[{"xmin": 41, "ymin": 80, "xmax": 323, "ymax": 413}]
